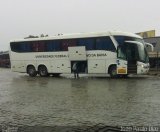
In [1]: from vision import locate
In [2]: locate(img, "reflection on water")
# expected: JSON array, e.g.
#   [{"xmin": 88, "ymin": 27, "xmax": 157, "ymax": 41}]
[
  {"xmin": 0, "ymin": 70, "xmax": 160, "ymax": 126},
  {"xmin": 70, "ymin": 79, "xmax": 89, "ymax": 109}
]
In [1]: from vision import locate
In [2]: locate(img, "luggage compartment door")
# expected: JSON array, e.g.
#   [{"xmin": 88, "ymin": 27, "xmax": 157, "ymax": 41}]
[
  {"xmin": 88, "ymin": 60, "xmax": 106, "ymax": 73},
  {"xmin": 68, "ymin": 46, "xmax": 86, "ymax": 61}
]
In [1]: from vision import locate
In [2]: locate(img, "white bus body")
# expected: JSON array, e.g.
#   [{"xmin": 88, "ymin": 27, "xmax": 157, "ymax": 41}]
[{"xmin": 9, "ymin": 31, "xmax": 150, "ymax": 77}]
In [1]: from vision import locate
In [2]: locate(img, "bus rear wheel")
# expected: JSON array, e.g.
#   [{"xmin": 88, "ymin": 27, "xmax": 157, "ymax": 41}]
[
  {"xmin": 27, "ymin": 66, "xmax": 37, "ymax": 77},
  {"xmin": 38, "ymin": 66, "xmax": 48, "ymax": 77},
  {"xmin": 109, "ymin": 65, "xmax": 118, "ymax": 78}
]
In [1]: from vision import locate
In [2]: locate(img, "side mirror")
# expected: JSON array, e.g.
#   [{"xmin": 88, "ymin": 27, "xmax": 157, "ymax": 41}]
[{"xmin": 145, "ymin": 42, "xmax": 154, "ymax": 52}]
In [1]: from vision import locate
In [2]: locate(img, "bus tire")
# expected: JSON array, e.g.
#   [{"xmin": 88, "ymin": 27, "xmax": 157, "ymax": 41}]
[
  {"xmin": 38, "ymin": 65, "xmax": 48, "ymax": 77},
  {"xmin": 27, "ymin": 65, "xmax": 37, "ymax": 77},
  {"xmin": 109, "ymin": 65, "xmax": 118, "ymax": 78}
]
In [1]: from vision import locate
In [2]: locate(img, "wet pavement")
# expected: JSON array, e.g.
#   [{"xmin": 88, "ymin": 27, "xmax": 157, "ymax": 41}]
[{"xmin": 0, "ymin": 68, "xmax": 160, "ymax": 128}]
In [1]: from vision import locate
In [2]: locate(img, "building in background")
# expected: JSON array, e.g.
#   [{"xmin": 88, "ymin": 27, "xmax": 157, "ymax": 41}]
[
  {"xmin": 144, "ymin": 37, "xmax": 160, "ymax": 52},
  {"xmin": 144, "ymin": 37, "xmax": 160, "ymax": 68},
  {"xmin": 136, "ymin": 30, "xmax": 156, "ymax": 38},
  {"xmin": 137, "ymin": 30, "xmax": 160, "ymax": 68}
]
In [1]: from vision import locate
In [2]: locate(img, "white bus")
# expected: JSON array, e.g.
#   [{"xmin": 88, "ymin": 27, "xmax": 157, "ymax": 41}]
[{"xmin": 9, "ymin": 31, "xmax": 150, "ymax": 77}]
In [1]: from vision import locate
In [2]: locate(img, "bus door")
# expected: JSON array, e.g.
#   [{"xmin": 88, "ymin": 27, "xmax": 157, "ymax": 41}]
[
  {"xmin": 126, "ymin": 43, "xmax": 137, "ymax": 74},
  {"xmin": 68, "ymin": 46, "xmax": 87, "ymax": 73},
  {"xmin": 117, "ymin": 45, "xmax": 128, "ymax": 75}
]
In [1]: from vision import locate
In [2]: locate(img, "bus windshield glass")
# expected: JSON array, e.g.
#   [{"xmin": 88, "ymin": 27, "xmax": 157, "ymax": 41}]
[
  {"xmin": 114, "ymin": 36, "xmax": 149, "ymax": 63},
  {"xmin": 136, "ymin": 42, "xmax": 149, "ymax": 63}
]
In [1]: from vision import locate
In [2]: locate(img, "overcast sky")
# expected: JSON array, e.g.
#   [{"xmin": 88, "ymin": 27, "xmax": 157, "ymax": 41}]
[{"xmin": 0, "ymin": 0, "xmax": 159, "ymax": 51}]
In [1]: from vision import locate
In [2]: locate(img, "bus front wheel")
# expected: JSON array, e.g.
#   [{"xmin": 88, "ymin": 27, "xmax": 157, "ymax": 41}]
[
  {"xmin": 27, "ymin": 66, "xmax": 37, "ymax": 77},
  {"xmin": 38, "ymin": 66, "xmax": 48, "ymax": 77},
  {"xmin": 109, "ymin": 65, "xmax": 118, "ymax": 78}
]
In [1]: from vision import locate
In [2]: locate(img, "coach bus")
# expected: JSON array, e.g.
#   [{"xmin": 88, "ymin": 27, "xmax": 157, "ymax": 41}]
[{"xmin": 9, "ymin": 31, "xmax": 150, "ymax": 77}]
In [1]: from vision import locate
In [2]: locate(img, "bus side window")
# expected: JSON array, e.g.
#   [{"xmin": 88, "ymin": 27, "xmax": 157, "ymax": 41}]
[
  {"xmin": 46, "ymin": 40, "xmax": 60, "ymax": 52},
  {"xmin": 67, "ymin": 39, "xmax": 76, "ymax": 47},
  {"xmin": 47, "ymin": 41, "xmax": 54, "ymax": 51},
  {"xmin": 38, "ymin": 41, "xmax": 46, "ymax": 52},
  {"xmin": 20, "ymin": 42, "xmax": 26, "ymax": 52},
  {"xmin": 25, "ymin": 42, "xmax": 32, "ymax": 52},
  {"xmin": 10, "ymin": 42, "xmax": 21, "ymax": 52},
  {"xmin": 32, "ymin": 41, "xmax": 39, "ymax": 52},
  {"xmin": 31, "ymin": 41, "xmax": 46, "ymax": 52},
  {"xmin": 77, "ymin": 38, "xmax": 95, "ymax": 50},
  {"xmin": 54, "ymin": 41, "xmax": 61, "ymax": 51},
  {"xmin": 61, "ymin": 40, "xmax": 69, "ymax": 51},
  {"xmin": 20, "ymin": 42, "xmax": 32, "ymax": 52},
  {"xmin": 95, "ymin": 37, "xmax": 116, "ymax": 51},
  {"xmin": 61, "ymin": 39, "xmax": 76, "ymax": 51}
]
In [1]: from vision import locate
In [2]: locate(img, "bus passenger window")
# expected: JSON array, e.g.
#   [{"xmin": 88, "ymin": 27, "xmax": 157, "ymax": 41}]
[
  {"xmin": 54, "ymin": 41, "xmax": 61, "ymax": 51},
  {"xmin": 38, "ymin": 42, "xmax": 46, "ymax": 52},
  {"xmin": 31, "ymin": 41, "xmax": 46, "ymax": 52},
  {"xmin": 46, "ymin": 41, "xmax": 54, "ymax": 51},
  {"xmin": 67, "ymin": 39, "xmax": 76, "ymax": 47},
  {"xmin": 25, "ymin": 42, "xmax": 32, "ymax": 52},
  {"xmin": 10, "ymin": 42, "xmax": 24, "ymax": 52},
  {"xmin": 61, "ymin": 40, "xmax": 67, "ymax": 51},
  {"xmin": 77, "ymin": 38, "xmax": 95, "ymax": 50},
  {"xmin": 96, "ymin": 37, "xmax": 116, "ymax": 51},
  {"xmin": 32, "ymin": 42, "xmax": 39, "ymax": 52},
  {"xmin": 61, "ymin": 39, "xmax": 76, "ymax": 51},
  {"xmin": 46, "ymin": 40, "xmax": 61, "ymax": 51}
]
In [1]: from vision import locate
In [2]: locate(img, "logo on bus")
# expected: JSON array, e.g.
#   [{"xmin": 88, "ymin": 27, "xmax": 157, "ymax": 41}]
[{"xmin": 35, "ymin": 53, "xmax": 107, "ymax": 59}]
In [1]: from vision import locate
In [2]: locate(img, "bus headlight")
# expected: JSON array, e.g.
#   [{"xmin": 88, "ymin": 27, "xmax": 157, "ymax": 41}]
[
  {"xmin": 138, "ymin": 64, "xmax": 144, "ymax": 68},
  {"xmin": 138, "ymin": 64, "xmax": 148, "ymax": 68},
  {"xmin": 138, "ymin": 63, "xmax": 149, "ymax": 69}
]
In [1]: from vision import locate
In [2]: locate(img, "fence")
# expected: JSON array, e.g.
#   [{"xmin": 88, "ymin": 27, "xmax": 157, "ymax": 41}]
[{"xmin": 148, "ymin": 52, "xmax": 160, "ymax": 74}]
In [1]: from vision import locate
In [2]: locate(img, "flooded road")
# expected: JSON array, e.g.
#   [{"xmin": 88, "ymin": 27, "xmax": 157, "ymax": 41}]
[{"xmin": 0, "ymin": 68, "xmax": 160, "ymax": 127}]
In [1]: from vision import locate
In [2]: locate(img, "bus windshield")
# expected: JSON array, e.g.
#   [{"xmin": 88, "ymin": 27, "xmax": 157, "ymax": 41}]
[
  {"xmin": 126, "ymin": 41, "xmax": 149, "ymax": 63},
  {"xmin": 137, "ymin": 42, "xmax": 149, "ymax": 63},
  {"xmin": 115, "ymin": 36, "xmax": 149, "ymax": 63}
]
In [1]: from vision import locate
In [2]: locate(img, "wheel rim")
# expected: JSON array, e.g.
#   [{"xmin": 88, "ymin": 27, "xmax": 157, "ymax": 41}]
[
  {"xmin": 112, "ymin": 68, "xmax": 117, "ymax": 76},
  {"xmin": 110, "ymin": 66, "xmax": 117, "ymax": 77},
  {"xmin": 40, "ymin": 69, "xmax": 46, "ymax": 75},
  {"xmin": 29, "ymin": 69, "xmax": 34, "ymax": 74},
  {"xmin": 39, "ymin": 67, "xmax": 48, "ymax": 76},
  {"xmin": 28, "ymin": 66, "xmax": 37, "ymax": 77}
]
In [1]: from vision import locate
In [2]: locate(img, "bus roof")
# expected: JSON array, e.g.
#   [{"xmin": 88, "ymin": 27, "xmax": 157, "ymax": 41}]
[{"xmin": 10, "ymin": 31, "xmax": 142, "ymax": 42}]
